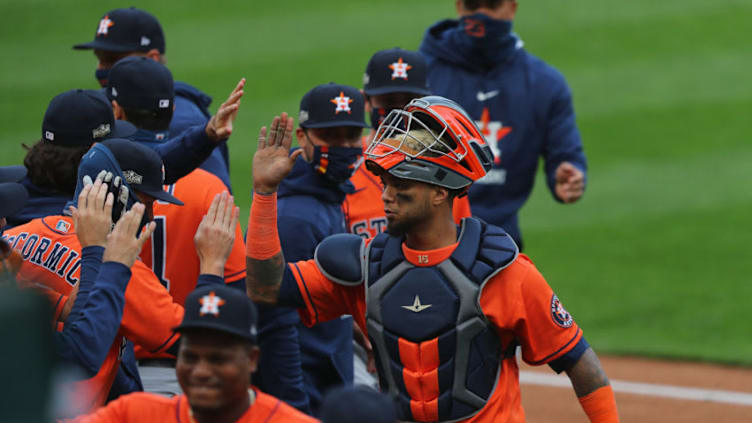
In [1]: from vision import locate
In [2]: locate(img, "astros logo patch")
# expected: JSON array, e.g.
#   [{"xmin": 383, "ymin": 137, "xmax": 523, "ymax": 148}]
[
  {"xmin": 389, "ymin": 58, "xmax": 412, "ymax": 80},
  {"xmin": 550, "ymin": 294, "xmax": 573, "ymax": 328},
  {"xmin": 199, "ymin": 291, "xmax": 226, "ymax": 317},
  {"xmin": 97, "ymin": 15, "xmax": 115, "ymax": 36},
  {"xmin": 330, "ymin": 91, "xmax": 353, "ymax": 114}
]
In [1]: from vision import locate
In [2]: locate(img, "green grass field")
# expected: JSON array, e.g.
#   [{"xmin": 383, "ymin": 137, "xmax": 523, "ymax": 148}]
[{"xmin": 2, "ymin": 0, "xmax": 751, "ymax": 364}]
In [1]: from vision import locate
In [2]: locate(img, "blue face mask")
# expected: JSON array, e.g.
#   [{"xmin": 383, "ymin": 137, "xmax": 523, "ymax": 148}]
[
  {"xmin": 455, "ymin": 13, "xmax": 517, "ymax": 66},
  {"xmin": 95, "ymin": 68, "xmax": 110, "ymax": 87},
  {"xmin": 311, "ymin": 145, "xmax": 363, "ymax": 184}
]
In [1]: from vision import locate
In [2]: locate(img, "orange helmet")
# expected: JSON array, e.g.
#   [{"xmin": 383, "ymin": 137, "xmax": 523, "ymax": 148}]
[{"xmin": 365, "ymin": 96, "xmax": 493, "ymax": 189}]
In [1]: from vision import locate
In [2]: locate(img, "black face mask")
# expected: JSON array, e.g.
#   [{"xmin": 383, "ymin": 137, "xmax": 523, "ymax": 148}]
[
  {"xmin": 310, "ymin": 145, "xmax": 363, "ymax": 184},
  {"xmin": 95, "ymin": 68, "xmax": 110, "ymax": 87}
]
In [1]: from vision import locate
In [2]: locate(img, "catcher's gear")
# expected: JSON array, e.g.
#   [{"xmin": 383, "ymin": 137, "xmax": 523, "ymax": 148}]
[{"xmin": 365, "ymin": 96, "xmax": 494, "ymax": 190}]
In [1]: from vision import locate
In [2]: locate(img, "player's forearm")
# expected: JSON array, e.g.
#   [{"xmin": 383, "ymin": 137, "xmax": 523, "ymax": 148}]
[
  {"xmin": 566, "ymin": 347, "xmax": 619, "ymax": 422},
  {"xmin": 245, "ymin": 192, "xmax": 284, "ymax": 304}
]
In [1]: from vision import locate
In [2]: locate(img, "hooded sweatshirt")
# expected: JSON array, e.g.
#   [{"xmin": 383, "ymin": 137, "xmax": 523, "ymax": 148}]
[
  {"xmin": 420, "ymin": 14, "xmax": 587, "ymax": 248},
  {"xmin": 253, "ymin": 152, "xmax": 354, "ymax": 414}
]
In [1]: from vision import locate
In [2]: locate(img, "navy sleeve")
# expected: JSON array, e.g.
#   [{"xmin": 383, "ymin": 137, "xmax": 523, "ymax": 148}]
[
  {"xmin": 542, "ymin": 78, "xmax": 588, "ymax": 202},
  {"xmin": 67, "ymin": 246, "xmax": 103, "ymax": 321},
  {"xmin": 278, "ymin": 265, "xmax": 305, "ymax": 308},
  {"xmin": 548, "ymin": 336, "xmax": 590, "ymax": 374},
  {"xmin": 195, "ymin": 274, "xmax": 225, "ymax": 289},
  {"xmin": 152, "ymin": 124, "xmax": 217, "ymax": 184},
  {"xmin": 108, "ymin": 343, "xmax": 143, "ymax": 400},
  {"xmin": 54, "ymin": 261, "xmax": 131, "ymax": 376}
]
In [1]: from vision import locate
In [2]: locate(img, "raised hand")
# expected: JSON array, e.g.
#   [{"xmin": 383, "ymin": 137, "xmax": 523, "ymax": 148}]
[
  {"xmin": 102, "ymin": 203, "xmax": 156, "ymax": 268},
  {"xmin": 70, "ymin": 170, "xmax": 114, "ymax": 248},
  {"xmin": 252, "ymin": 112, "xmax": 303, "ymax": 194},
  {"xmin": 205, "ymin": 78, "xmax": 246, "ymax": 142},
  {"xmin": 194, "ymin": 191, "xmax": 239, "ymax": 276},
  {"xmin": 554, "ymin": 162, "xmax": 585, "ymax": 203}
]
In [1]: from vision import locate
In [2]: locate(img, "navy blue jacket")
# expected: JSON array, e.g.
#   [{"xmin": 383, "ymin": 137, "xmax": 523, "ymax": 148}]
[
  {"xmin": 420, "ymin": 17, "xmax": 587, "ymax": 248},
  {"xmin": 6, "ymin": 124, "xmax": 218, "ymax": 230},
  {"xmin": 171, "ymin": 81, "xmax": 231, "ymax": 190},
  {"xmin": 253, "ymin": 152, "xmax": 354, "ymax": 415}
]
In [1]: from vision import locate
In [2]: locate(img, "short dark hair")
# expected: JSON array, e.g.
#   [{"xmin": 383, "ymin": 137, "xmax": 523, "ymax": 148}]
[
  {"xmin": 23, "ymin": 140, "xmax": 90, "ymax": 195},
  {"xmin": 122, "ymin": 106, "xmax": 173, "ymax": 131},
  {"xmin": 461, "ymin": 0, "xmax": 507, "ymax": 10}
]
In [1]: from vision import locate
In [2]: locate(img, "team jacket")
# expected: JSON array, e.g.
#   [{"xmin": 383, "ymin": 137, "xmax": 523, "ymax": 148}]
[
  {"xmin": 62, "ymin": 388, "xmax": 319, "ymax": 423},
  {"xmin": 5, "ymin": 123, "xmax": 220, "ymax": 230},
  {"xmin": 419, "ymin": 17, "xmax": 588, "ymax": 247},
  {"xmin": 254, "ymin": 154, "xmax": 354, "ymax": 414},
  {"xmin": 172, "ymin": 81, "xmax": 231, "ymax": 190},
  {"xmin": 278, "ymin": 218, "xmax": 588, "ymax": 423}
]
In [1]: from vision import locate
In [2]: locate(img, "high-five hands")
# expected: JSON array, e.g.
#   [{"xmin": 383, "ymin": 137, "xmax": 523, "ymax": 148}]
[
  {"xmin": 102, "ymin": 203, "xmax": 155, "ymax": 268},
  {"xmin": 194, "ymin": 191, "xmax": 239, "ymax": 276},
  {"xmin": 252, "ymin": 112, "xmax": 303, "ymax": 194},
  {"xmin": 205, "ymin": 78, "xmax": 246, "ymax": 142}
]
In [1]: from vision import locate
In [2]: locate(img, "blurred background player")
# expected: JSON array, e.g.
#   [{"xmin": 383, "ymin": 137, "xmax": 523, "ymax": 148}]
[
  {"xmin": 104, "ymin": 55, "xmax": 247, "ymax": 393},
  {"xmin": 5, "ymin": 83, "xmax": 243, "ymax": 229},
  {"xmin": 245, "ymin": 99, "xmax": 618, "ymax": 422},
  {"xmin": 64, "ymin": 285, "xmax": 318, "ymax": 423},
  {"xmin": 419, "ymin": 0, "xmax": 587, "ymax": 249},
  {"xmin": 253, "ymin": 84, "xmax": 367, "ymax": 414},
  {"xmin": 73, "ymin": 7, "xmax": 232, "ymax": 190},
  {"xmin": 0, "ymin": 166, "xmax": 29, "ymax": 231}
]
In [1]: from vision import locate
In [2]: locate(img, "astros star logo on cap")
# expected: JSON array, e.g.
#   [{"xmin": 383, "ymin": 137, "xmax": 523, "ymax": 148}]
[
  {"xmin": 199, "ymin": 291, "xmax": 226, "ymax": 317},
  {"xmin": 389, "ymin": 57, "xmax": 412, "ymax": 80},
  {"xmin": 97, "ymin": 15, "xmax": 115, "ymax": 36},
  {"xmin": 330, "ymin": 91, "xmax": 353, "ymax": 114}
]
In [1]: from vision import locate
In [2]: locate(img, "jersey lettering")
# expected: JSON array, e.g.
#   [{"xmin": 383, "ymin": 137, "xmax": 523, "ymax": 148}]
[
  {"xmin": 21, "ymin": 235, "xmax": 39, "ymax": 260},
  {"xmin": 29, "ymin": 238, "xmax": 51, "ymax": 265},
  {"xmin": 11, "ymin": 235, "xmax": 81, "ymax": 286},
  {"xmin": 150, "ymin": 216, "xmax": 170, "ymax": 290},
  {"xmin": 350, "ymin": 217, "xmax": 388, "ymax": 239},
  {"xmin": 56, "ymin": 250, "xmax": 79, "ymax": 284},
  {"xmin": 11, "ymin": 232, "xmax": 27, "ymax": 249},
  {"xmin": 43, "ymin": 243, "xmax": 70, "ymax": 272}
]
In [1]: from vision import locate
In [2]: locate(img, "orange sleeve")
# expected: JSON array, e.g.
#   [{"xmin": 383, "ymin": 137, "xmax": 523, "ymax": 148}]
[
  {"xmin": 452, "ymin": 195, "xmax": 472, "ymax": 224},
  {"xmin": 288, "ymin": 259, "xmax": 367, "ymax": 333},
  {"xmin": 480, "ymin": 254, "xmax": 582, "ymax": 365},
  {"xmin": 120, "ymin": 262, "xmax": 184, "ymax": 354},
  {"xmin": 224, "ymin": 220, "xmax": 247, "ymax": 283}
]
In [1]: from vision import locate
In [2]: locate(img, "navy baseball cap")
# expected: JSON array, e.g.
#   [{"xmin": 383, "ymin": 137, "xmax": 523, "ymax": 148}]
[
  {"xmin": 363, "ymin": 48, "xmax": 430, "ymax": 96},
  {"xmin": 298, "ymin": 83, "xmax": 368, "ymax": 129},
  {"xmin": 42, "ymin": 89, "xmax": 137, "ymax": 147},
  {"xmin": 73, "ymin": 7, "xmax": 165, "ymax": 54},
  {"xmin": 174, "ymin": 285, "xmax": 258, "ymax": 343},
  {"xmin": 101, "ymin": 139, "xmax": 183, "ymax": 205},
  {"xmin": 0, "ymin": 166, "xmax": 26, "ymax": 184},
  {"xmin": 0, "ymin": 183, "xmax": 28, "ymax": 219},
  {"xmin": 107, "ymin": 57, "xmax": 174, "ymax": 111}
]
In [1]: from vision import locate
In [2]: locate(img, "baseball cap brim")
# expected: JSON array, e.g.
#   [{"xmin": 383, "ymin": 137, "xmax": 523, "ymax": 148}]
[
  {"xmin": 139, "ymin": 188, "xmax": 183, "ymax": 206},
  {"xmin": 0, "ymin": 166, "xmax": 27, "ymax": 183},
  {"xmin": 301, "ymin": 120, "xmax": 370, "ymax": 129},
  {"xmin": 364, "ymin": 86, "xmax": 431, "ymax": 96},
  {"xmin": 73, "ymin": 40, "xmax": 139, "ymax": 52},
  {"xmin": 0, "ymin": 183, "xmax": 29, "ymax": 218},
  {"xmin": 111, "ymin": 120, "xmax": 138, "ymax": 139},
  {"xmin": 173, "ymin": 321, "xmax": 256, "ymax": 342}
]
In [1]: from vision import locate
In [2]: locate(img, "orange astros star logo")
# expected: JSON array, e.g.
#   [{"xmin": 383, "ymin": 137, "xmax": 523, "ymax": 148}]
[
  {"xmin": 389, "ymin": 58, "xmax": 412, "ymax": 80},
  {"xmin": 199, "ymin": 292, "xmax": 226, "ymax": 317},
  {"xmin": 97, "ymin": 15, "xmax": 115, "ymax": 36},
  {"xmin": 331, "ymin": 91, "xmax": 353, "ymax": 114}
]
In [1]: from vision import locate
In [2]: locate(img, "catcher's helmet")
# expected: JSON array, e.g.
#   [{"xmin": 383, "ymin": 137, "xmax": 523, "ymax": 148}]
[{"xmin": 365, "ymin": 96, "xmax": 493, "ymax": 190}]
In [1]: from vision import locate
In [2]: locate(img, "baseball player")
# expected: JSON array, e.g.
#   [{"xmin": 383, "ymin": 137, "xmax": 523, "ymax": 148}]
[
  {"xmin": 419, "ymin": 0, "xmax": 587, "ymax": 249},
  {"xmin": 344, "ymin": 48, "xmax": 471, "ymax": 240},
  {"xmin": 104, "ymin": 55, "xmax": 247, "ymax": 394},
  {"xmin": 245, "ymin": 98, "xmax": 618, "ymax": 422},
  {"xmin": 3, "ymin": 139, "xmax": 235, "ymax": 402},
  {"xmin": 62, "ymin": 285, "xmax": 319, "ymax": 423},
  {"xmin": 6, "ymin": 82, "xmax": 243, "ymax": 229},
  {"xmin": 73, "ymin": 7, "xmax": 232, "ymax": 189}
]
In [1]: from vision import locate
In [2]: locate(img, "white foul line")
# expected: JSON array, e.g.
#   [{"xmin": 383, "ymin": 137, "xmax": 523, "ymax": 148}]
[{"xmin": 519, "ymin": 371, "xmax": 752, "ymax": 407}]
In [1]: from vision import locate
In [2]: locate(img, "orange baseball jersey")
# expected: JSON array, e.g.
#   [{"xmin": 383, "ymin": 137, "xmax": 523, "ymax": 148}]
[
  {"xmin": 139, "ymin": 168, "xmax": 246, "ymax": 306},
  {"xmin": 287, "ymin": 242, "xmax": 582, "ymax": 423},
  {"xmin": 63, "ymin": 388, "xmax": 320, "ymax": 423},
  {"xmin": 4, "ymin": 216, "xmax": 184, "ymax": 355},
  {"xmin": 343, "ymin": 165, "xmax": 472, "ymax": 239}
]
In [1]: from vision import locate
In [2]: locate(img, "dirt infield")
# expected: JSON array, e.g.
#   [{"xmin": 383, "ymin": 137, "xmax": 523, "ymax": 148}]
[{"xmin": 520, "ymin": 356, "xmax": 752, "ymax": 422}]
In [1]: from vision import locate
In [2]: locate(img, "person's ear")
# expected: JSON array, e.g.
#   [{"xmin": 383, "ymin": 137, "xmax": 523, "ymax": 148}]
[
  {"xmin": 247, "ymin": 346, "xmax": 261, "ymax": 373},
  {"xmin": 145, "ymin": 49, "xmax": 162, "ymax": 63},
  {"xmin": 296, "ymin": 128, "xmax": 313, "ymax": 162},
  {"xmin": 111, "ymin": 100, "xmax": 126, "ymax": 121},
  {"xmin": 363, "ymin": 92, "xmax": 372, "ymax": 114},
  {"xmin": 431, "ymin": 186, "xmax": 449, "ymax": 207},
  {"xmin": 455, "ymin": 0, "xmax": 465, "ymax": 17}
]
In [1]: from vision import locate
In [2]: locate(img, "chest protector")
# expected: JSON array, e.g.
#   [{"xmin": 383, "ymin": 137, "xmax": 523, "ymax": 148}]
[{"xmin": 367, "ymin": 218, "xmax": 518, "ymax": 422}]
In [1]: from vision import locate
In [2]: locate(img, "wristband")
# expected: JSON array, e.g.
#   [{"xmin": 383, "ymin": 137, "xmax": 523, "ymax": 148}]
[
  {"xmin": 246, "ymin": 192, "xmax": 281, "ymax": 259},
  {"xmin": 578, "ymin": 385, "xmax": 619, "ymax": 423}
]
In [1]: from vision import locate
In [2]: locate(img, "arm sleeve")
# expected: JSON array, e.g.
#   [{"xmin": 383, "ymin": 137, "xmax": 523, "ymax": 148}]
[
  {"xmin": 153, "ymin": 124, "xmax": 217, "ymax": 184},
  {"xmin": 54, "ymin": 261, "xmax": 131, "ymax": 376},
  {"xmin": 67, "ymin": 246, "xmax": 104, "ymax": 321},
  {"xmin": 542, "ymin": 79, "xmax": 588, "ymax": 202},
  {"xmin": 118, "ymin": 262, "xmax": 184, "ymax": 354}
]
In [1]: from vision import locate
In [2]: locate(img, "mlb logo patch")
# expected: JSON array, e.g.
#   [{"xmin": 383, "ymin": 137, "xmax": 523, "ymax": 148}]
[
  {"xmin": 159, "ymin": 99, "xmax": 170, "ymax": 109},
  {"xmin": 330, "ymin": 91, "xmax": 353, "ymax": 114},
  {"xmin": 44, "ymin": 131, "xmax": 55, "ymax": 141},
  {"xmin": 389, "ymin": 58, "xmax": 412, "ymax": 80},
  {"xmin": 299, "ymin": 110, "xmax": 309, "ymax": 124},
  {"xmin": 140, "ymin": 36, "xmax": 151, "ymax": 46},
  {"xmin": 55, "ymin": 220, "xmax": 71, "ymax": 233},
  {"xmin": 111, "ymin": 87, "xmax": 118, "ymax": 97}
]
